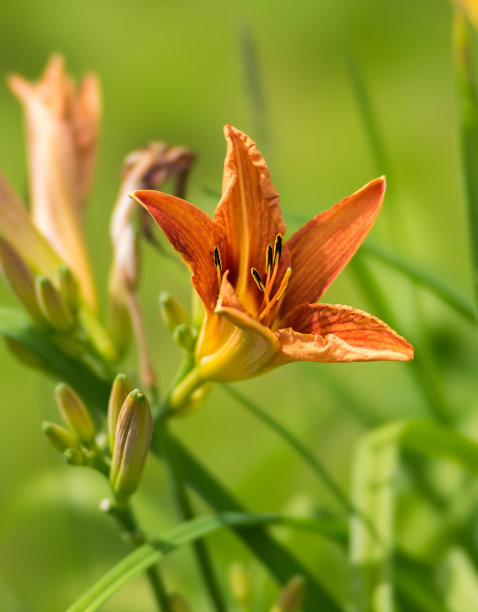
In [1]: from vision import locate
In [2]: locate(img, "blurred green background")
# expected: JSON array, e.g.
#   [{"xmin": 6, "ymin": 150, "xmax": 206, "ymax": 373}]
[{"xmin": 1, "ymin": 0, "xmax": 477, "ymax": 610}]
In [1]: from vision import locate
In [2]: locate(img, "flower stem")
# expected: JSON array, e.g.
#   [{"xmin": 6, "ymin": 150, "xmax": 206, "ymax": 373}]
[
  {"xmin": 157, "ymin": 415, "xmax": 227, "ymax": 612},
  {"xmin": 105, "ymin": 500, "xmax": 170, "ymax": 611}
]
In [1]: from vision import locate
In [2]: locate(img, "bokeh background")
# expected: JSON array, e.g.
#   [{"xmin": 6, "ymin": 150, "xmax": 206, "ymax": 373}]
[{"xmin": 0, "ymin": 0, "xmax": 477, "ymax": 610}]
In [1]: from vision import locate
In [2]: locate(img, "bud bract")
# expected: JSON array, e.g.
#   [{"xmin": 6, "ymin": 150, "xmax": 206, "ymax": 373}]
[
  {"xmin": 42, "ymin": 421, "xmax": 78, "ymax": 452},
  {"xmin": 36, "ymin": 275, "xmax": 74, "ymax": 331},
  {"xmin": 55, "ymin": 383, "xmax": 96, "ymax": 447},
  {"xmin": 110, "ymin": 390, "xmax": 153, "ymax": 503},
  {"xmin": 270, "ymin": 576, "xmax": 305, "ymax": 612},
  {"xmin": 64, "ymin": 447, "xmax": 86, "ymax": 466},
  {"xmin": 173, "ymin": 323, "xmax": 197, "ymax": 352},
  {"xmin": 107, "ymin": 373, "xmax": 133, "ymax": 453}
]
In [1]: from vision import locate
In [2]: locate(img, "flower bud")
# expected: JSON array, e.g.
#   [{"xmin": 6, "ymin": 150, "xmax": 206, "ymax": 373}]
[
  {"xmin": 168, "ymin": 592, "xmax": 194, "ymax": 612},
  {"xmin": 64, "ymin": 447, "xmax": 86, "ymax": 466},
  {"xmin": 110, "ymin": 390, "xmax": 153, "ymax": 503},
  {"xmin": 270, "ymin": 576, "xmax": 305, "ymax": 612},
  {"xmin": 0, "ymin": 237, "xmax": 45, "ymax": 325},
  {"xmin": 159, "ymin": 292, "xmax": 190, "ymax": 332},
  {"xmin": 173, "ymin": 323, "xmax": 197, "ymax": 352},
  {"xmin": 55, "ymin": 383, "xmax": 96, "ymax": 447},
  {"xmin": 42, "ymin": 421, "xmax": 78, "ymax": 452},
  {"xmin": 57, "ymin": 265, "xmax": 79, "ymax": 314},
  {"xmin": 35, "ymin": 275, "xmax": 74, "ymax": 331},
  {"xmin": 229, "ymin": 562, "xmax": 252, "ymax": 604},
  {"xmin": 107, "ymin": 374, "xmax": 133, "ymax": 454}
]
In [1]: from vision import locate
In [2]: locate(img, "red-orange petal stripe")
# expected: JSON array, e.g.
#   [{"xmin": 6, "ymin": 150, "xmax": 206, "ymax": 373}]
[{"xmin": 132, "ymin": 190, "xmax": 218, "ymax": 310}]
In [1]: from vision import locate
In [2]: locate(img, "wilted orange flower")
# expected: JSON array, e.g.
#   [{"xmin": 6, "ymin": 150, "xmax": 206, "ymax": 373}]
[{"xmin": 133, "ymin": 126, "xmax": 413, "ymax": 387}]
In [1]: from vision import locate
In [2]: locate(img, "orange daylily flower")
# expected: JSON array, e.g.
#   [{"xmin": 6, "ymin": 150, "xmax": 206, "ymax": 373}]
[{"xmin": 132, "ymin": 126, "xmax": 413, "ymax": 386}]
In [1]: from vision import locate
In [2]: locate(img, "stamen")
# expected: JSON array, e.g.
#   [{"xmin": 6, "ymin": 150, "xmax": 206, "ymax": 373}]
[
  {"xmin": 266, "ymin": 244, "xmax": 273, "ymax": 276},
  {"xmin": 258, "ymin": 267, "xmax": 292, "ymax": 323},
  {"xmin": 273, "ymin": 234, "xmax": 283, "ymax": 264},
  {"xmin": 214, "ymin": 247, "xmax": 222, "ymax": 286},
  {"xmin": 250, "ymin": 267, "xmax": 265, "ymax": 292}
]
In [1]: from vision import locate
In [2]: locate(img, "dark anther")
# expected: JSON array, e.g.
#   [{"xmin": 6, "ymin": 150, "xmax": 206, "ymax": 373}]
[
  {"xmin": 274, "ymin": 234, "xmax": 283, "ymax": 264},
  {"xmin": 251, "ymin": 267, "xmax": 265, "ymax": 291},
  {"xmin": 214, "ymin": 246, "xmax": 222, "ymax": 274}
]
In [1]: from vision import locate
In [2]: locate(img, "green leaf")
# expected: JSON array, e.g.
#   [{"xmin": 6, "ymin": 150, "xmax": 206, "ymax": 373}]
[
  {"xmin": 66, "ymin": 512, "xmax": 343, "ymax": 612},
  {"xmin": 350, "ymin": 418, "xmax": 478, "ymax": 610},
  {"xmin": 0, "ymin": 307, "xmax": 111, "ymax": 411},
  {"xmin": 361, "ymin": 244, "xmax": 476, "ymax": 323},
  {"xmin": 166, "ymin": 435, "xmax": 343, "ymax": 612}
]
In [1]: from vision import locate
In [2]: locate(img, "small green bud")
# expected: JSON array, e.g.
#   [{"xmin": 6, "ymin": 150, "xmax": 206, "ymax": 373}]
[
  {"xmin": 229, "ymin": 562, "xmax": 252, "ymax": 604},
  {"xmin": 172, "ymin": 323, "xmax": 197, "ymax": 352},
  {"xmin": 159, "ymin": 292, "xmax": 189, "ymax": 331},
  {"xmin": 107, "ymin": 374, "xmax": 133, "ymax": 454},
  {"xmin": 168, "ymin": 592, "xmax": 194, "ymax": 612},
  {"xmin": 42, "ymin": 421, "xmax": 78, "ymax": 452},
  {"xmin": 55, "ymin": 383, "xmax": 96, "ymax": 448},
  {"xmin": 191, "ymin": 289, "xmax": 205, "ymax": 329},
  {"xmin": 0, "ymin": 238, "xmax": 45, "ymax": 325},
  {"xmin": 270, "ymin": 576, "xmax": 305, "ymax": 612},
  {"xmin": 110, "ymin": 390, "xmax": 153, "ymax": 503},
  {"xmin": 64, "ymin": 447, "xmax": 86, "ymax": 466},
  {"xmin": 57, "ymin": 265, "xmax": 79, "ymax": 314},
  {"xmin": 36, "ymin": 275, "xmax": 74, "ymax": 331}
]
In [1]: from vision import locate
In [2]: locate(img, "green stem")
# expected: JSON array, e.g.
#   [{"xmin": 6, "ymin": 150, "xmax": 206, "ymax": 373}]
[
  {"xmin": 105, "ymin": 500, "xmax": 170, "ymax": 611},
  {"xmin": 157, "ymin": 417, "xmax": 227, "ymax": 612}
]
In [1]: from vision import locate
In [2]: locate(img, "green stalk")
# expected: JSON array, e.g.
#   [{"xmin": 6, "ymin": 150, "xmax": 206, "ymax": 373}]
[
  {"xmin": 156, "ymin": 418, "xmax": 227, "ymax": 612},
  {"xmin": 104, "ymin": 500, "xmax": 170, "ymax": 611},
  {"xmin": 454, "ymin": 10, "xmax": 478, "ymax": 315}
]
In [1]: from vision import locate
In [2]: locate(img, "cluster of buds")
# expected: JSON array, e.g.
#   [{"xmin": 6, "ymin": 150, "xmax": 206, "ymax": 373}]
[
  {"xmin": 228, "ymin": 562, "xmax": 305, "ymax": 611},
  {"xmin": 43, "ymin": 374, "xmax": 153, "ymax": 505}
]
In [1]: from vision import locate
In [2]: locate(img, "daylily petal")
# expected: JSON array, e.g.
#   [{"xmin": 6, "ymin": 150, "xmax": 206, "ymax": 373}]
[
  {"xmin": 280, "ymin": 177, "xmax": 385, "ymax": 316},
  {"xmin": 195, "ymin": 274, "xmax": 279, "ymax": 381},
  {"xmin": 132, "ymin": 190, "xmax": 218, "ymax": 310},
  {"xmin": 214, "ymin": 125, "xmax": 288, "ymax": 307},
  {"xmin": 0, "ymin": 171, "xmax": 62, "ymax": 278},
  {"xmin": 274, "ymin": 303, "xmax": 413, "ymax": 364}
]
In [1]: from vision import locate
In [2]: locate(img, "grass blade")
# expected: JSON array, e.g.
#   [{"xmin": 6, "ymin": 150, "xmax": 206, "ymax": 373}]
[
  {"xmin": 66, "ymin": 512, "xmax": 343, "ymax": 612},
  {"xmin": 454, "ymin": 11, "xmax": 478, "ymax": 313}
]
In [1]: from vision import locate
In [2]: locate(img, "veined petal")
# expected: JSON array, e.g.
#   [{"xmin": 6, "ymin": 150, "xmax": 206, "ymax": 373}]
[
  {"xmin": 132, "ymin": 190, "xmax": 218, "ymax": 310},
  {"xmin": 280, "ymin": 177, "xmax": 385, "ymax": 316},
  {"xmin": 214, "ymin": 125, "xmax": 287, "ymax": 307},
  {"xmin": 274, "ymin": 303, "xmax": 413, "ymax": 365},
  {"xmin": 0, "ymin": 171, "xmax": 62, "ymax": 277},
  {"xmin": 195, "ymin": 274, "xmax": 279, "ymax": 381}
]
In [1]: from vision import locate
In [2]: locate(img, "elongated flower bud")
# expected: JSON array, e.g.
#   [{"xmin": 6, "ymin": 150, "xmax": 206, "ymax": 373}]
[
  {"xmin": 110, "ymin": 390, "xmax": 153, "ymax": 503},
  {"xmin": 168, "ymin": 593, "xmax": 194, "ymax": 612},
  {"xmin": 229, "ymin": 562, "xmax": 251, "ymax": 604},
  {"xmin": 107, "ymin": 373, "xmax": 133, "ymax": 453},
  {"xmin": 57, "ymin": 265, "xmax": 79, "ymax": 314},
  {"xmin": 42, "ymin": 421, "xmax": 78, "ymax": 452},
  {"xmin": 0, "ymin": 237, "xmax": 45, "ymax": 325},
  {"xmin": 55, "ymin": 383, "xmax": 96, "ymax": 447},
  {"xmin": 36, "ymin": 275, "xmax": 74, "ymax": 331},
  {"xmin": 159, "ymin": 292, "xmax": 189, "ymax": 331},
  {"xmin": 270, "ymin": 576, "xmax": 305, "ymax": 612}
]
